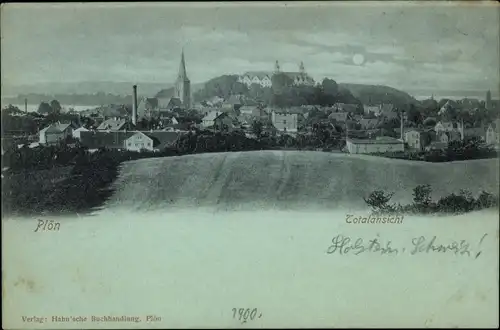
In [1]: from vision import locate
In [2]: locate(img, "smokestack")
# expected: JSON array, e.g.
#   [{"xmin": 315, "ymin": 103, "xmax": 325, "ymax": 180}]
[
  {"xmin": 400, "ymin": 109, "xmax": 404, "ymax": 141},
  {"xmin": 25, "ymin": 98, "xmax": 28, "ymax": 113},
  {"xmin": 132, "ymin": 85, "xmax": 138, "ymax": 126}
]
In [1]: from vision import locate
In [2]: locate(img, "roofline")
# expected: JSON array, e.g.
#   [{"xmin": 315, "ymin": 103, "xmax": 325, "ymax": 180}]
[{"xmin": 346, "ymin": 138, "xmax": 404, "ymax": 145}]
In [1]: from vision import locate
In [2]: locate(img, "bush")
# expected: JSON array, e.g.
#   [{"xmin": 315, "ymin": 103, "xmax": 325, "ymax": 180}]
[
  {"xmin": 364, "ymin": 190, "xmax": 395, "ymax": 213},
  {"xmin": 365, "ymin": 185, "xmax": 498, "ymax": 216}
]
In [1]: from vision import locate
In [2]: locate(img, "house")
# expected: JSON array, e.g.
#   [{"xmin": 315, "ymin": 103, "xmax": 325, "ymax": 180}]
[
  {"xmin": 137, "ymin": 97, "xmax": 159, "ymax": 119},
  {"xmin": 438, "ymin": 100, "xmax": 456, "ymax": 116},
  {"xmin": 72, "ymin": 126, "xmax": 90, "ymax": 140},
  {"xmin": 252, "ymin": 107, "xmax": 271, "ymax": 120},
  {"xmin": 213, "ymin": 112, "xmax": 241, "ymax": 131},
  {"xmin": 404, "ymin": 129, "xmax": 432, "ymax": 151},
  {"xmin": 379, "ymin": 104, "xmax": 398, "ymax": 120},
  {"xmin": 359, "ymin": 118, "xmax": 379, "ymax": 130},
  {"xmin": 80, "ymin": 131, "xmax": 135, "ymax": 150},
  {"xmin": 238, "ymin": 72, "xmax": 273, "ymax": 88},
  {"xmin": 222, "ymin": 95, "xmax": 244, "ymax": 111},
  {"xmin": 328, "ymin": 112, "xmax": 350, "ymax": 123},
  {"xmin": 485, "ymin": 119, "xmax": 500, "ymax": 146},
  {"xmin": 206, "ymin": 96, "xmax": 224, "ymax": 107},
  {"xmin": 238, "ymin": 61, "xmax": 315, "ymax": 87},
  {"xmin": 239, "ymin": 105, "xmax": 258, "ymax": 115},
  {"xmin": 201, "ymin": 111, "xmax": 221, "ymax": 128},
  {"xmin": 123, "ymin": 132, "xmax": 157, "ymax": 152},
  {"xmin": 425, "ymin": 141, "xmax": 448, "ymax": 151},
  {"xmin": 463, "ymin": 127, "xmax": 486, "ymax": 141},
  {"xmin": 97, "ymin": 118, "xmax": 134, "ymax": 131},
  {"xmin": 158, "ymin": 97, "xmax": 182, "ymax": 110},
  {"xmin": 345, "ymin": 137, "xmax": 404, "ymax": 154},
  {"xmin": 94, "ymin": 104, "xmax": 131, "ymax": 119},
  {"xmin": 39, "ymin": 122, "xmax": 74, "ymax": 145},
  {"xmin": 122, "ymin": 131, "xmax": 180, "ymax": 152},
  {"xmin": 271, "ymin": 111, "xmax": 298, "ymax": 133},
  {"xmin": 434, "ymin": 121, "xmax": 464, "ymax": 142},
  {"xmin": 363, "ymin": 105, "xmax": 381, "ymax": 116},
  {"xmin": 332, "ymin": 103, "xmax": 358, "ymax": 113}
]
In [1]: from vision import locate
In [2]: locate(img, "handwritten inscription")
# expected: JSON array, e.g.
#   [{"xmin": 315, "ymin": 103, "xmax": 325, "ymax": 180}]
[
  {"xmin": 34, "ymin": 219, "xmax": 60, "ymax": 232},
  {"xmin": 327, "ymin": 234, "xmax": 487, "ymax": 259},
  {"xmin": 232, "ymin": 308, "xmax": 262, "ymax": 324}
]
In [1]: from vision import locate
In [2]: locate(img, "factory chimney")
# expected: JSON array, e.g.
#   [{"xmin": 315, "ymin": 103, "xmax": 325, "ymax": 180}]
[
  {"xmin": 24, "ymin": 98, "xmax": 28, "ymax": 113},
  {"xmin": 400, "ymin": 109, "xmax": 404, "ymax": 141},
  {"xmin": 132, "ymin": 85, "xmax": 138, "ymax": 126}
]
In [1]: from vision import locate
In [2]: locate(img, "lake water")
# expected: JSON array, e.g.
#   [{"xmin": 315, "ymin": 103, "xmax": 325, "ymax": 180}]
[{"xmin": 2, "ymin": 104, "xmax": 99, "ymax": 113}]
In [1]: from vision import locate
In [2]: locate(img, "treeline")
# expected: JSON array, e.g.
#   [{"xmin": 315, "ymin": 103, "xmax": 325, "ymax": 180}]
[
  {"xmin": 3, "ymin": 93, "xmax": 132, "ymax": 106},
  {"xmin": 365, "ymin": 184, "xmax": 498, "ymax": 216},
  {"xmin": 375, "ymin": 138, "xmax": 498, "ymax": 162}
]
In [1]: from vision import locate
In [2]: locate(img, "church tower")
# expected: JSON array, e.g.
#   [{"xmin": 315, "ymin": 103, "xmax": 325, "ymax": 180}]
[
  {"xmin": 174, "ymin": 50, "xmax": 191, "ymax": 109},
  {"xmin": 274, "ymin": 60, "xmax": 280, "ymax": 73},
  {"xmin": 299, "ymin": 61, "xmax": 305, "ymax": 74}
]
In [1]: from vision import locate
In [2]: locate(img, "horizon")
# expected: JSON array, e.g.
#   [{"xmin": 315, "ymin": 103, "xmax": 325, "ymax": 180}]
[{"xmin": 2, "ymin": 2, "xmax": 499, "ymax": 94}]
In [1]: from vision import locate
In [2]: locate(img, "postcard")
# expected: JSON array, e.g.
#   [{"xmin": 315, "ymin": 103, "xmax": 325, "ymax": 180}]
[{"xmin": 1, "ymin": 1, "xmax": 499, "ymax": 328}]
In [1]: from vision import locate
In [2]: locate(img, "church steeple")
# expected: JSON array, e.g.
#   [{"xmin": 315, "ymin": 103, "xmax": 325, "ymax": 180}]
[
  {"xmin": 174, "ymin": 49, "xmax": 191, "ymax": 109},
  {"xmin": 299, "ymin": 61, "xmax": 305, "ymax": 74},
  {"xmin": 274, "ymin": 60, "xmax": 280, "ymax": 73},
  {"xmin": 178, "ymin": 49, "xmax": 189, "ymax": 82}
]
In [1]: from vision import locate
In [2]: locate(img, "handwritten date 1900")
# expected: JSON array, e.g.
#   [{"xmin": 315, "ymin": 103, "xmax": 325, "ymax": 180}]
[{"xmin": 232, "ymin": 308, "xmax": 262, "ymax": 324}]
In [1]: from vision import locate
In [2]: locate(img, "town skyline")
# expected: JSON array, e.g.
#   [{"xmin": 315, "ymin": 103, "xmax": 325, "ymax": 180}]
[{"xmin": 1, "ymin": 2, "xmax": 499, "ymax": 94}]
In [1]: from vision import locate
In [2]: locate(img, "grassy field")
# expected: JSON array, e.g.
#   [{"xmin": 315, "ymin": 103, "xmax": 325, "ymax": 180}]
[{"xmin": 104, "ymin": 150, "xmax": 499, "ymax": 213}]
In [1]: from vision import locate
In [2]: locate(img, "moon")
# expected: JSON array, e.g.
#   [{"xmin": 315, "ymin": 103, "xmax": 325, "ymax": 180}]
[{"xmin": 352, "ymin": 53, "xmax": 365, "ymax": 66}]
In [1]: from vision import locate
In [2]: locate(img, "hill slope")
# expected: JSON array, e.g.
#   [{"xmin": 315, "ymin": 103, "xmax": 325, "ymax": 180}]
[
  {"xmin": 339, "ymin": 83, "xmax": 418, "ymax": 107},
  {"xmin": 103, "ymin": 151, "xmax": 498, "ymax": 213}
]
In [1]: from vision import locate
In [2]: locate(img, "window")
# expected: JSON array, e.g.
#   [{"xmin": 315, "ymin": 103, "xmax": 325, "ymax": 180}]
[
  {"xmin": 147, "ymin": 142, "xmax": 151, "ymax": 146},
  {"xmin": 128, "ymin": 142, "xmax": 131, "ymax": 146}
]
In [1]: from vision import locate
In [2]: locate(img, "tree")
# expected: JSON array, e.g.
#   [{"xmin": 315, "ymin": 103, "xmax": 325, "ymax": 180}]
[
  {"xmin": 3, "ymin": 104, "xmax": 23, "ymax": 114},
  {"xmin": 193, "ymin": 75, "xmax": 249, "ymax": 101},
  {"xmin": 50, "ymin": 100, "xmax": 62, "ymax": 114},
  {"xmin": 250, "ymin": 120, "xmax": 264, "ymax": 138},
  {"xmin": 37, "ymin": 102, "xmax": 52, "ymax": 114},
  {"xmin": 412, "ymin": 184, "xmax": 432, "ymax": 211},
  {"xmin": 423, "ymin": 117, "xmax": 437, "ymax": 127},
  {"xmin": 321, "ymin": 78, "xmax": 339, "ymax": 96},
  {"xmin": 364, "ymin": 190, "xmax": 395, "ymax": 213},
  {"xmin": 407, "ymin": 104, "xmax": 423, "ymax": 126},
  {"xmin": 271, "ymin": 73, "xmax": 294, "ymax": 91}
]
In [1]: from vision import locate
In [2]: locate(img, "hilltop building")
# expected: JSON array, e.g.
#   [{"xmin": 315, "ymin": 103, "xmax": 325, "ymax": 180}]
[{"xmin": 238, "ymin": 60, "xmax": 315, "ymax": 88}]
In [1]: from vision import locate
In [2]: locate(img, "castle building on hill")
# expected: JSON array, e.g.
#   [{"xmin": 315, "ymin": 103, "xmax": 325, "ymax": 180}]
[{"xmin": 238, "ymin": 60, "xmax": 315, "ymax": 88}]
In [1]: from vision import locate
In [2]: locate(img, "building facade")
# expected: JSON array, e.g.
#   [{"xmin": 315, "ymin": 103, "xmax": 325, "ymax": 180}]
[
  {"xmin": 271, "ymin": 111, "xmax": 298, "ymax": 133},
  {"xmin": 404, "ymin": 129, "xmax": 431, "ymax": 151},
  {"xmin": 39, "ymin": 123, "xmax": 74, "ymax": 145},
  {"xmin": 124, "ymin": 132, "xmax": 156, "ymax": 152},
  {"xmin": 434, "ymin": 121, "xmax": 464, "ymax": 142},
  {"xmin": 238, "ymin": 61, "xmax": 315, "ymax": 88},
  {"xmin": 345, "ymin": 137, "xmax": 404, "ymax": 154},
  {"xmin": 485, "ymin": 119, "xmax": 500, "ymax": 146}
]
